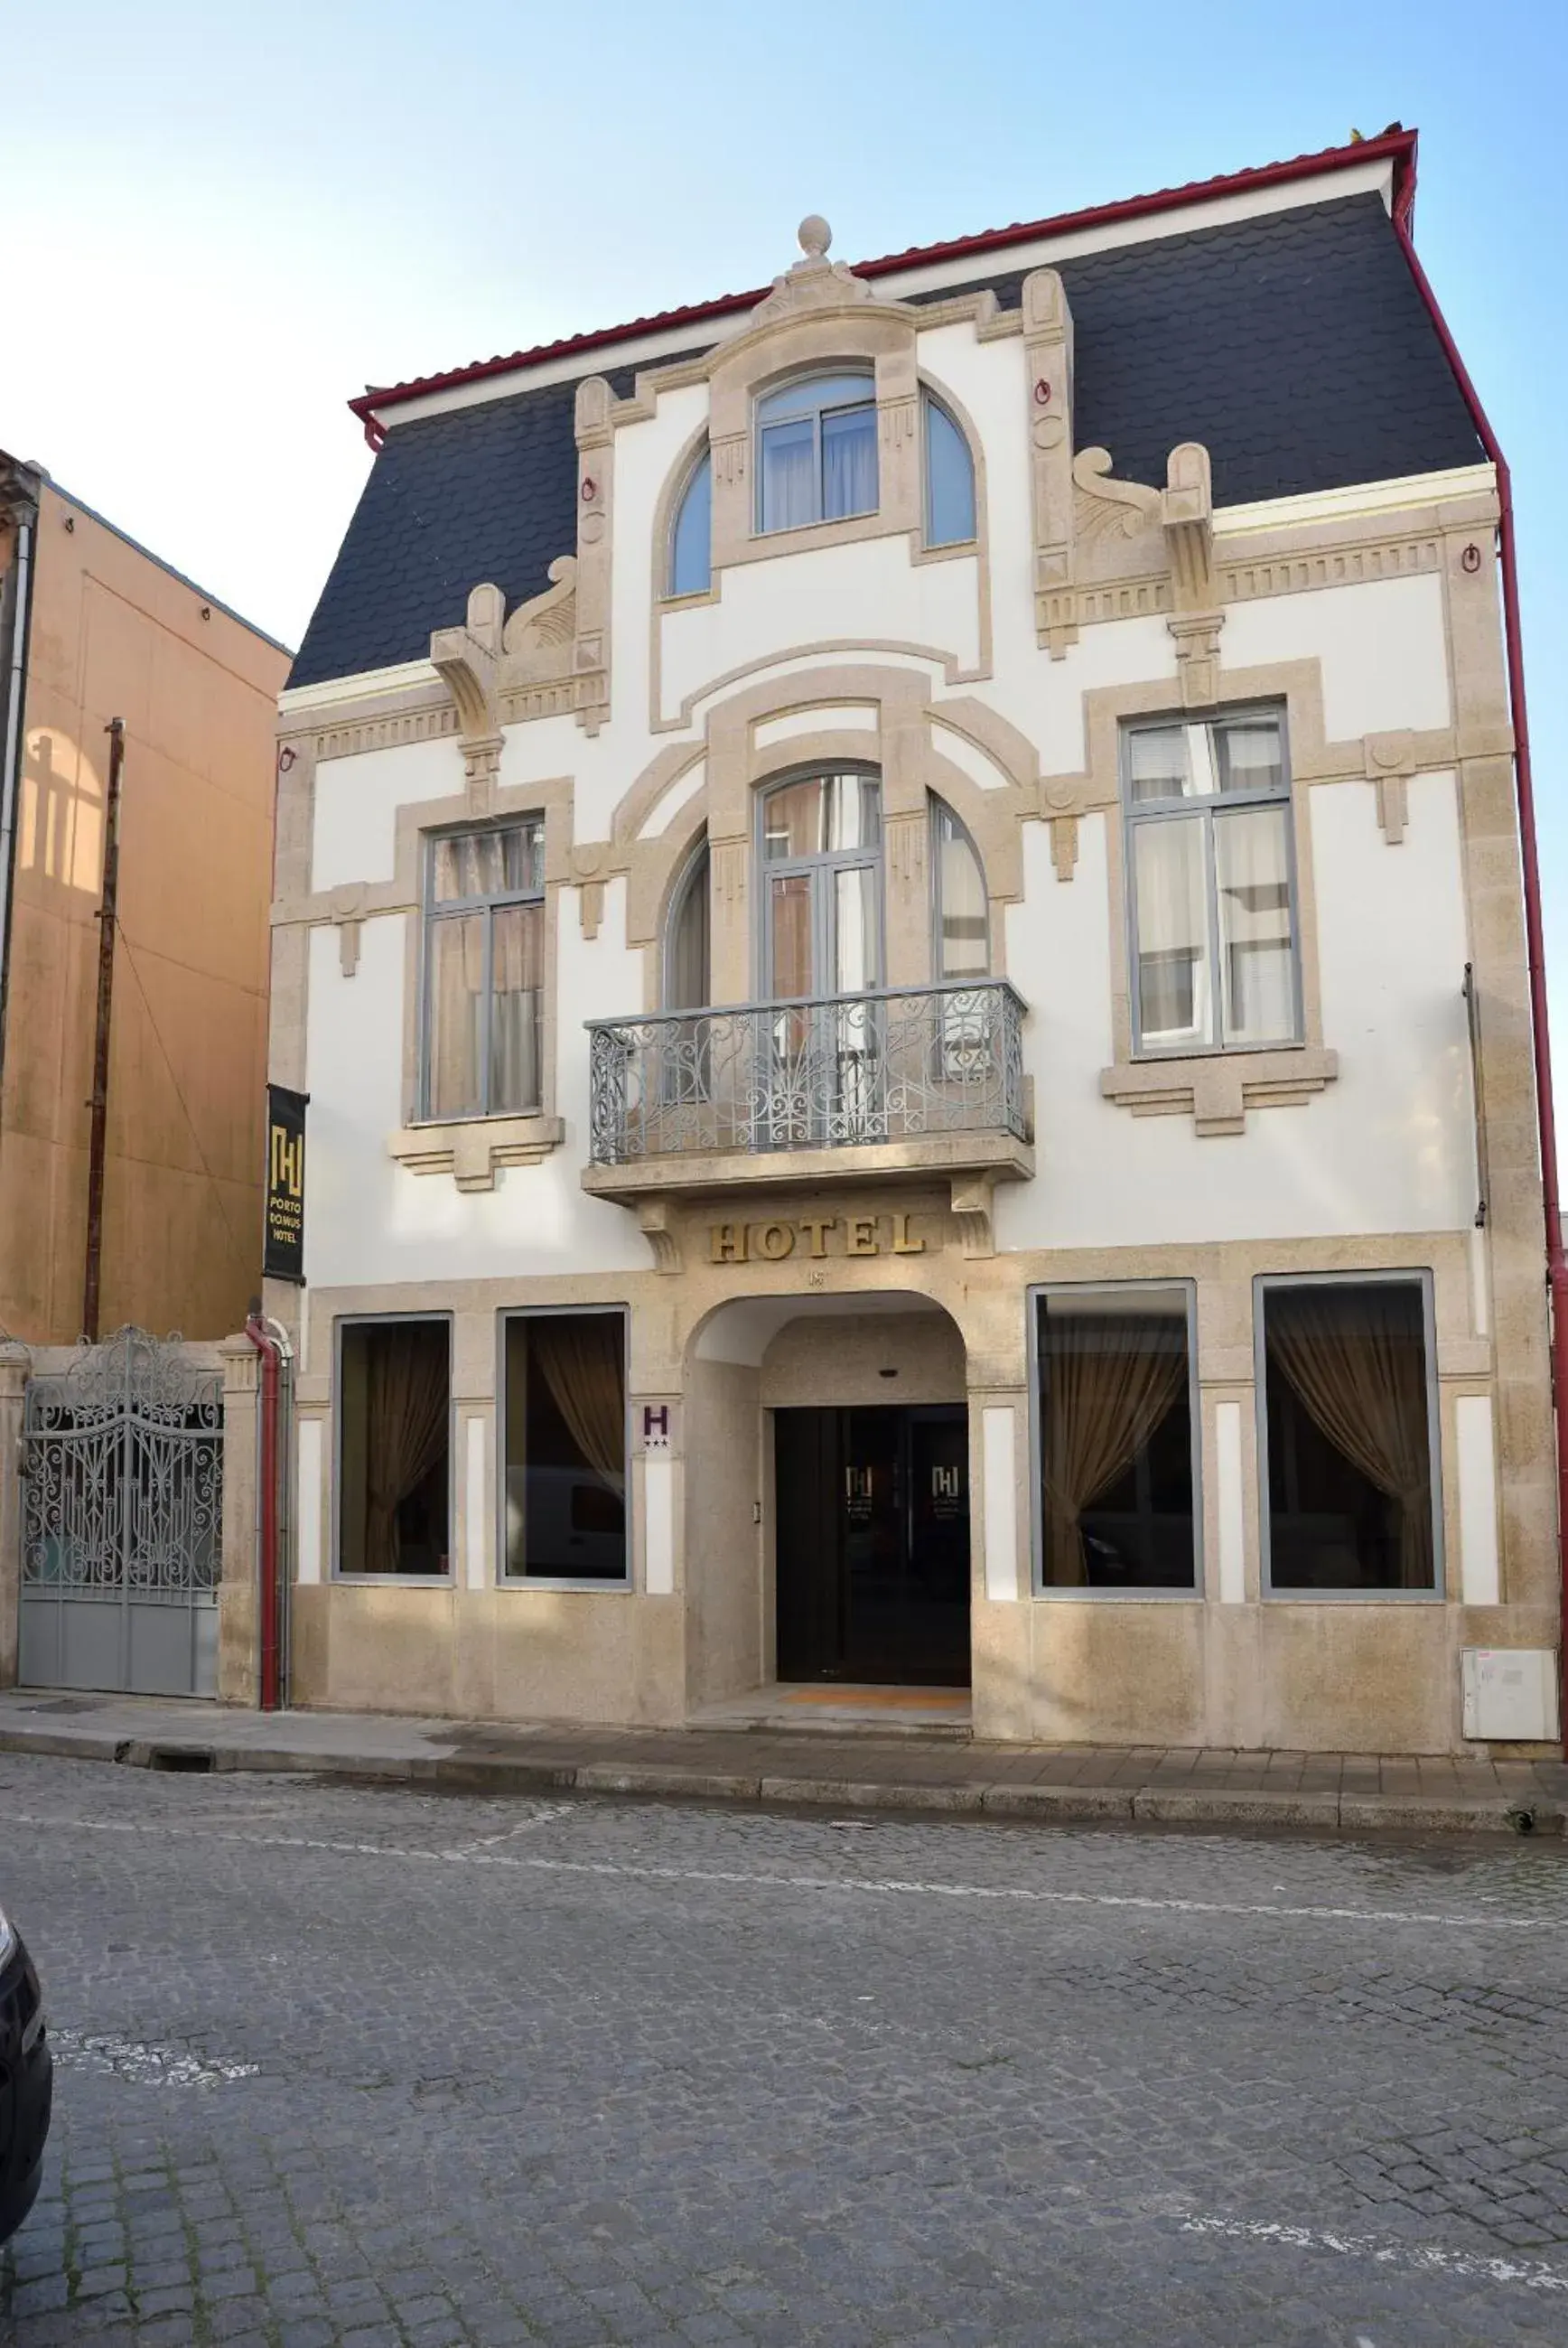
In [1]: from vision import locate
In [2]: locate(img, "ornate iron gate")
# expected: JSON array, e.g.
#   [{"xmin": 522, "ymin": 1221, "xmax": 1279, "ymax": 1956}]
[{"xmin": 19, "ymin": 1328, "xmax": 223, "ymax": 1697}]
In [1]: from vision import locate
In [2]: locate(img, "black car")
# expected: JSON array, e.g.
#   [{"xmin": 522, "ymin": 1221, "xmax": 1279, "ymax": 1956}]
[{"xmin": 0, "ymin": 1904, "xmax": 51, "ymax": 2244}]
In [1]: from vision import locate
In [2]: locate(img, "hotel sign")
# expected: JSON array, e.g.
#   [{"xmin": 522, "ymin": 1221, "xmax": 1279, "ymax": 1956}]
[
  {"xmin": 708, "ymin": 1211, "xmax": 927, "ymax": 1264},
  {"xmin": 264, "ymin": 1085, "xmax": 308, "ymax": 1284}
]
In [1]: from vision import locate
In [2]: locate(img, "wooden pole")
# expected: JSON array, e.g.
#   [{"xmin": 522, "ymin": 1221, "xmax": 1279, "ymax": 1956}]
[{"xmin": 83, "ymin": 716, "xmax": 125, "ymax": 1342}]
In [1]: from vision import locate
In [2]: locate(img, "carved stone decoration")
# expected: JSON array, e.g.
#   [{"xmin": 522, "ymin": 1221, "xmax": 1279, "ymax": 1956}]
[
  {"xmin": 1367, "ymin": 730, "xmax": 1416, "ymax": 844},
  {"xmin": 574, "ymin": 378, "xmax": 615, "ymax": 734},
  {"xmin": 1168, "ymin": 612, "xmax": 1226, "ymax": 709},
  {"xmin": 949, "ymin": 1173, "xmax": 996, "ymax": 1261},
  {"xmin": 1100, "ymin": 1044, "xmax": 1339, "ymax": 1135},
  {"xmin": 326, "ymin": 883, "xmax": 368, "ymax": 977},
  {"xmin": 388, "ymin": 1116, "xmax": 566, "ymax": 1192},
  {"xmin": 503, "ymin": 557, "xmax": 577, "ymax": 668},
  {"xmin": 573, "ymin": 842, "xmax": 611, "ymax": 938},
  {"xmin": 1049, "ymin": 814, "xmax": 1079, "ymax": 883},
  {"xmin": 430, "ymin": 582, "xmax": 503, "ymax": 786},
  {"xmin": 1072, "ymin": 447, "xmax": 1162, "ymax": 540},
  {"xmin": 1161, "ymin": 443, "xmax": 1216, "ymax": 610},
  {"xmin": 637, "ymin": 1200, "xmax": 682, "ymax": 1277},
  {"xmin": 1022, "ymin": 269, "xmax": 1077, "ymax": 653},
  {"xmin": 751, "ymin": 214, "xmax": 876, "ymax": 324}
]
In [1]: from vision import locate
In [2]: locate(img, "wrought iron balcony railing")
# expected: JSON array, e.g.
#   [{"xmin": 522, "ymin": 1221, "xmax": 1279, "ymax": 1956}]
[{"xmin": 586, "ymin": 979, "xmax": 1027, "ymax": 1167}]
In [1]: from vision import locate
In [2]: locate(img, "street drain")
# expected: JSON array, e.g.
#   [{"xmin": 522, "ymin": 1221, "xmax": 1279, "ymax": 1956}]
[{"xmin": 147, "ymin": 1746, "xmax": 214, "ymax": 1773}]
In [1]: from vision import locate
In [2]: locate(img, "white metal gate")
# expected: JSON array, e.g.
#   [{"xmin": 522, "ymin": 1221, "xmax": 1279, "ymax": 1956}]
[{"xmin": 19, "ymin": 1328, "xmax": 222, "ymax": 1698}]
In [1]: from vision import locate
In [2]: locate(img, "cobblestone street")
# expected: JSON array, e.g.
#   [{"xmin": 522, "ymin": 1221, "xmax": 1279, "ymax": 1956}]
[{"xmin": 3, "ymin": 1754, "xmax": 1567, "ymax": 2346}]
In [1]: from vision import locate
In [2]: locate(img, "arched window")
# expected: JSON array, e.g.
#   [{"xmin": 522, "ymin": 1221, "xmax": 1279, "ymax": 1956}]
[
  {"xmin": 923, "ymin": 393, "xmax": 976, "ymax": 548},
  {"xmin": 668, "ymin": 445, "xmax": 712, "ymax": 596},
  {"xmin": 930, "ymin": 796, "xmax": 987, "ymax": 978},
  {"xmin": 756, "ymin": 371, "xmax": 878, "ymax": 534},
  {"xmin": 665, "ymin": 832, "xmax": 710, "ymax": 1009},
  {"xmin": 760, "ymin": 769, "xmax": 882, "ymax": 999}
]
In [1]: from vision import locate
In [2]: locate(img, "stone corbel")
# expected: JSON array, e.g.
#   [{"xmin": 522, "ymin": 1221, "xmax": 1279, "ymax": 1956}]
[
  {"xmin": 326, "ymin": 883, "xmax": 369, "ymax": 976},
  {"xmin": 1162, "ymin": 444, "xmax": 1216, "ymax": 610},
  {"xmin": 388, "ymin": 1115, "xmax": 565, "ymax": 1192},
  {"xmin": 950, "ymin": 1173, "xmax": 996, "ymax": 1260},
  {"xmin": 1367, "ymin": 731, "xmax": 1416, "ymax": 843},
  {"xmin": 574, "ymin": 379, "xmax": 614, "ymax": 735},
  {"xmin": 1167, "ymin": 612, "xmax": 1226, "ymax": 709},
  {"xmin": 430, "ymin": 584, "xmax": 504, "ymax": 804},
  {"xmin": 1022, "ymin": 268, "xmax": 1076, "ymax": 653},
  {"xmin": 637, "ymin": 1199, "xmax": 682, "ymax": 1276},
  {"xmin": 571, "ymin": 844, "xmax": 611, "ymax": 940},
  {"xmin": 1100, "ymin": 1045, "xmax": 1339, "ymax": 1134}
]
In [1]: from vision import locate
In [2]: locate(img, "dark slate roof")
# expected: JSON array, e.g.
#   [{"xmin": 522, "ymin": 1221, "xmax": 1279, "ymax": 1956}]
[{"xmin": 288, "ymin": 195, "xmax": 1481, "ymax": 690}]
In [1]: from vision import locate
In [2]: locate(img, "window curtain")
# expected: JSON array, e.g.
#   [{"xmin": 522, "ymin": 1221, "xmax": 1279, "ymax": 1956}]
[
  {"xmin": 761, "ymin": 420, "xmax": 817, "ymax": 531},
  {"xmin": 490, "ymin": 902, "xmax": 543, "ymax": 1113},
  {"xmin": 1266, "ymin": 1287, "xmax": 1434, "ymax": 1587},
  {"xmin": 364, "ymin": 1327, "xmax": 449, "ymax": 1573},
  {"xmin": 1215, "ymin": 807, "xmax": 1293, "ymax": 1043},
  {"xmin": 1133, "ymin": 817, "xmax": 1210, "ymax": 1044},
  {"xmin": 822, "ymin": 408, "xmax": 878, "ymax": 519},
  {"xmin": 429, "ymin": 913, "xmax": 485, "ymax": 1117},
  {"xmin": 1041, "ymin": 1312, "xmax": 1188, "ymax": 1585},
  {"xmin": 532, "ymin": 1316, "xmax": 626, "ymax": 1497}
]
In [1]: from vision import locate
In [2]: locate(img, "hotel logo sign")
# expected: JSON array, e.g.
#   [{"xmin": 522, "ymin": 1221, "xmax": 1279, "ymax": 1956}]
[{"xmin": 264, "ymin": 1085, "xmax": 308, "ymax": 1284}]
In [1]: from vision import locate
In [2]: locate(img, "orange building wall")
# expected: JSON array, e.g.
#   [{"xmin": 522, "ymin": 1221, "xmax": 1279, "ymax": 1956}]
[{"xmin": 0, "ymin": 482, "xmax": 290, "ymax": 1342}]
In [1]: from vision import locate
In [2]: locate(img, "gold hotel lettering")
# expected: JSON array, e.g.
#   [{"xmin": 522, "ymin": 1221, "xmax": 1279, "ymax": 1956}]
[{"xmin": 708, "ymin": 1213, "xmax": 925, "ymax": 1265}]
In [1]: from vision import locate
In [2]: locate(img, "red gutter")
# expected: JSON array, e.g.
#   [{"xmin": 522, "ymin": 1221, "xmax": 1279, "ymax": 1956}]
[
  {"xmin": 1393, "ymin": 220, "xmax": 1568, "ymax": 1744},
  {"xmin": 245, "ymin": 1314, "xmax": 283, "ymax": 1712},
  {"xmin": 350, "ymin": 129, "xmax": 1416, "ymax": 444}
]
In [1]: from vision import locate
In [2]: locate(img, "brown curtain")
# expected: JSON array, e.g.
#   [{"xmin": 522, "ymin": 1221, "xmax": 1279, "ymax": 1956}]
[
  {"xmin": 364, "ymin": 1325, "xmax": 450, "ymax": 1572},
  {"xmin": 1042, "ymin": 1312, "xmax": 1187, "ymax": 1585},
  {"xmin": 1266, "ymin": 1286, "xmax": 1433, "ymax": 1587},
  {"xmin": 429, "ymin": 912, "xmax": 485, "ymax": 1118},
  {"xmin": 533, "ymin": 1315, "xmax": 625, "ymax": 1496}
]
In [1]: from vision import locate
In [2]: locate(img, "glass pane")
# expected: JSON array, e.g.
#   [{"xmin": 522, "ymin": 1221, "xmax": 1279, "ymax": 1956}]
[
  {"xmin": 1264, "ymin": 1281, "xmax": 1433, "ymax": 1591},
  {"xmin": 667, "ymin": 842, "xmax": 709, "ymax": 1010},
  {"xmin": 832, "ymin": 864, "xmax": 881, "ymax": 995},
  {"xmin": 432, "ymin": 826, "xmax": 538, "ymax": 901},
  {"xmin": 758, "ymin": 371, "xmax": 875, "ymax": 421},
  {"xmin": 1216, "ymin": 806, "xmax": 1295, "ymax": 1044},
  {"xmin": 490, "ymin": 902, "xmax": 544, "ymax": 1113},
  {"xmin": 426, "ymin": 912, "xmax": 486, "ymax": 1117},
  {"xmin": 762, "ymin": 776, "xmax": 825, "ymax": 860},
  {"xmin": 1132, "ymin": 817, "xmax": 1213, "ymax": 1048},
  {"xmin": 760, "ymin": 416, "xmax": 817, "ymax": 531},
  {"xmin": 825, "ymin": 772, "xmax": 880, "ymax": 855},
  {"xmin": 338, "ymin": 1320, "xmax": 450, "ymax": 1576},
  {"xmin": 503, "ymin": 1314, "xmax": 626, "ymax": 1582},
  {"xmin": 1037, "ymin": 1286, "xmax": 1193, "ymax": 1588},
  {"xmin": 1216, "ymin": 716, "xmax": 1284, "ymax": 795},
  {"xmin": 934, "ymin": 803, "xmax": 987, "ymax": 978},
  {"xmin": 925, "ymin": 398, "xmax": 975, "ymax": 546},
  {"xmin": 770, "ymin": 871, "xmax": 815, "ymax": 997},
  {"xmin": 669, "ymin": 449, "xmax": 712, "ymax": 595},
  {"xmin": 822, "ymin": 403, "xmax": 878, "ymax": 519},
  {"xmin": 1127, "ymin": 726, "xmax": 1190, "ymax": 804}
]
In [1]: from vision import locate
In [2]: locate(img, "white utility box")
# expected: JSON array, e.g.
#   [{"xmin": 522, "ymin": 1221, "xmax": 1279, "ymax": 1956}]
[{"xmin": 1461, "ymin": 1648, "xmax": 1560, "ymax": 1743}]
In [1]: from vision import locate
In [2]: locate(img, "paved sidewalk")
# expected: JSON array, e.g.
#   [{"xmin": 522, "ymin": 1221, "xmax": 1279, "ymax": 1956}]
[{"xmin": 1, "ymin": 1685, "xmax": 1564, "ymax": 1835}]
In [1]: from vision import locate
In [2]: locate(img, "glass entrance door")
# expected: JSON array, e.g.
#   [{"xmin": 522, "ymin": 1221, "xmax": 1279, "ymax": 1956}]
[{"xmin": 774, "ymin": 1404, "xmax": 971, "ymax": 1686}]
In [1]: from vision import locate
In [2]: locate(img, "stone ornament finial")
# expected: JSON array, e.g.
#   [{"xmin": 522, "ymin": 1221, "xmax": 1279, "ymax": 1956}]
[
  {"xmin": 754, "ymin": 210, "xmax": 869, "ymax": 320},
  {"xmin": 798, "ymin": 214, "xmax": 832, "ymax": 262}
]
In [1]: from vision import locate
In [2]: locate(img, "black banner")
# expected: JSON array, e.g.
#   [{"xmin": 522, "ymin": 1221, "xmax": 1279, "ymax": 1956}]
[{"xmin": 264, "ymin": 1085, "xmax": 308, "ymax": 1284}]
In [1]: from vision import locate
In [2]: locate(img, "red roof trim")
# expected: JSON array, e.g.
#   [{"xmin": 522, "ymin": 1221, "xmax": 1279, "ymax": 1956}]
[{"xmin": 350, "ymin": 129, "xmax": 1417, "ymax": 439}]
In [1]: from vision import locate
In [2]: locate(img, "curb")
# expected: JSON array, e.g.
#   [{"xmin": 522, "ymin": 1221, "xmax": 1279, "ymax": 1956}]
[{"xmin": 1, "ymin": 1725, "xmax": 1560, "ymax": 1838}]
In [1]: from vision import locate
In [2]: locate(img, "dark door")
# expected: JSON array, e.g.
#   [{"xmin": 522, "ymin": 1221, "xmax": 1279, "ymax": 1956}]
[{"xmin": 774, "ymin": 1405, "xmax": 970, "ymax": 1686}]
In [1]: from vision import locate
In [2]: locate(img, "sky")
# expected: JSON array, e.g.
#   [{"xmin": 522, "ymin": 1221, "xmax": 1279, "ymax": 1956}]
[{"xmin": 6, "ymin": 0, "xmax": 1567, "ymax": 1037}]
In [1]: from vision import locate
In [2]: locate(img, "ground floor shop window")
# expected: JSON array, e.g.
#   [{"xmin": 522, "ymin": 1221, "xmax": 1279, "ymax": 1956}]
[
  {"xmin": 1259, "ymin": 1275, "xmax": 1439, "ymax": 1593},
  {"xmin": 338, "ymin": 1318, "xmax": 451, "ymax": 1576},
  {"xmin": 503, "ymin": 1311, "xmax": 628, "ymax": 1583},
  {"xmin": 1032, "ymin": 1283, "xmax": 1197, "ymax": 1589}
]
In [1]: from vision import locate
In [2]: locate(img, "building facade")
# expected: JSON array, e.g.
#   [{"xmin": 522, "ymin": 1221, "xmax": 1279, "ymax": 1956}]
[
  {"xmin": 0, "ymin": 455, "xmax": 290, "ymax": 1342},
  {"xmin": 268, "ymin": 132, "xmax": 1562, "ymax": 1754}
]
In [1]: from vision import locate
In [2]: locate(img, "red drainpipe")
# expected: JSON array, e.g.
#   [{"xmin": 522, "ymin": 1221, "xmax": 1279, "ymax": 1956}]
[
  {"xmin": 1392, "ymin": 216, "xmax": 1568, "ymax": 1745},
  {"xmin": 245, "ymin": 1314, "xmax": 282, "ymax": 1712}
]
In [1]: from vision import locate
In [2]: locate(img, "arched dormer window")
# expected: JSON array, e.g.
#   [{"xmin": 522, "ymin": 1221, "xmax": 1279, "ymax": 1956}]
[
  {"xmin": 668, "ymin": 444, "xmax": 712, "ymax": 596},
  {"xmin": 756, "ymin": 370, "xmax": 877, "ymax": 534},
  {"xmin": 665, "ymin": 831, "xmax": 711, "ymax": 1008},
  {"xmin": 930, "ymin": 795, "xmax": 987, "ymax": 978},
  {"xmin": 923, "ymin": 392, "xmax": 975, "ymax": 548}
]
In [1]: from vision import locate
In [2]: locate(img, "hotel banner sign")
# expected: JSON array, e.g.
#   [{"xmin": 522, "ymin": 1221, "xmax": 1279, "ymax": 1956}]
[{"xmin": 264, "ymin": 1085, "xmax": 308, "ymax": 1284}]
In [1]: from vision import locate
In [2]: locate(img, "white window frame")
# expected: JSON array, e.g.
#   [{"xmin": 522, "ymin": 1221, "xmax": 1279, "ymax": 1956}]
[{"xmin": 1121, "ymin": 705, "xmax": 1302, "ymax": 1059}]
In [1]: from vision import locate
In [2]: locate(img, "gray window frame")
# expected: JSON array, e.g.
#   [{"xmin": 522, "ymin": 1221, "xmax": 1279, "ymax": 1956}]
[
  {"xmin": 1120, "ymin": 704, "xmax": 1302, "ymax": 1060},
  {"xmin": 1027, "ymin": 1277, "xmax": 1203, "ymax": 1601},
  {"xmin": 756, "ymin": 764, "xmax": 885, "ymax": 1002},
  {"xmin": 1254, "ymin": 1268, "xmax": 1444, "ymax": 1603},
  {"xmin": 419, "ymin": 818, "xmax": 546, "ymax": 1121},
  {"xmin": 667, "ymin": 442, "xmax": 712, "ymax": 597},
  {"xmin": 663, "ymin": 829, "xmax": 711, "ymax": 1010},
  {"xmin": 332, "ymin": 1311, "xmax": 454, "ymax": 1586},
  {"xmin": 921, "ymin": 389, "xmax": 977, "ymax": 549},
  {"xmin": 929, "ymin": 793, "xmax": 989, "ymax": 981},
  {"xmin": 753, "ymin": 370, "xmax": 878, "ymax": 535},
  {"xmin": 496, "ymin": 1304, "xmax": 632, "ymax": 1592}
]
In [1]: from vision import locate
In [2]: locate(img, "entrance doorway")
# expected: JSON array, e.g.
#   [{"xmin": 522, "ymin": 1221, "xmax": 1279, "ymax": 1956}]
[{"xmin": 774, "ymin": 1404, "xmax": 971, "ymax": 1685}]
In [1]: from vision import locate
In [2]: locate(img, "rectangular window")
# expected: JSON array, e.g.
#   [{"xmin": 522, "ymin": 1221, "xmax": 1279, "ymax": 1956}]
[
  {"xmin": 502, "ymin": 1311, "xmax": 628, "ymax": 1583},
  {"xmin": 422, "ymin": 822, "xmax": 545, "ymax": 1119},
  {"xmin": 1032, "ymin": 1283, "xmax": 1198, "ymax": 1591},
  {"xmin": 1259, "ymin": 1275, "xmax": 1440, "ymax": 1595},
  {"xmin": 1123, "ymin": 709, "xmax": 1299, "ymax": 1055},
  {"xmin": 338, "ymin": 1318, "xmax": 450, "ymax": 1577}
]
